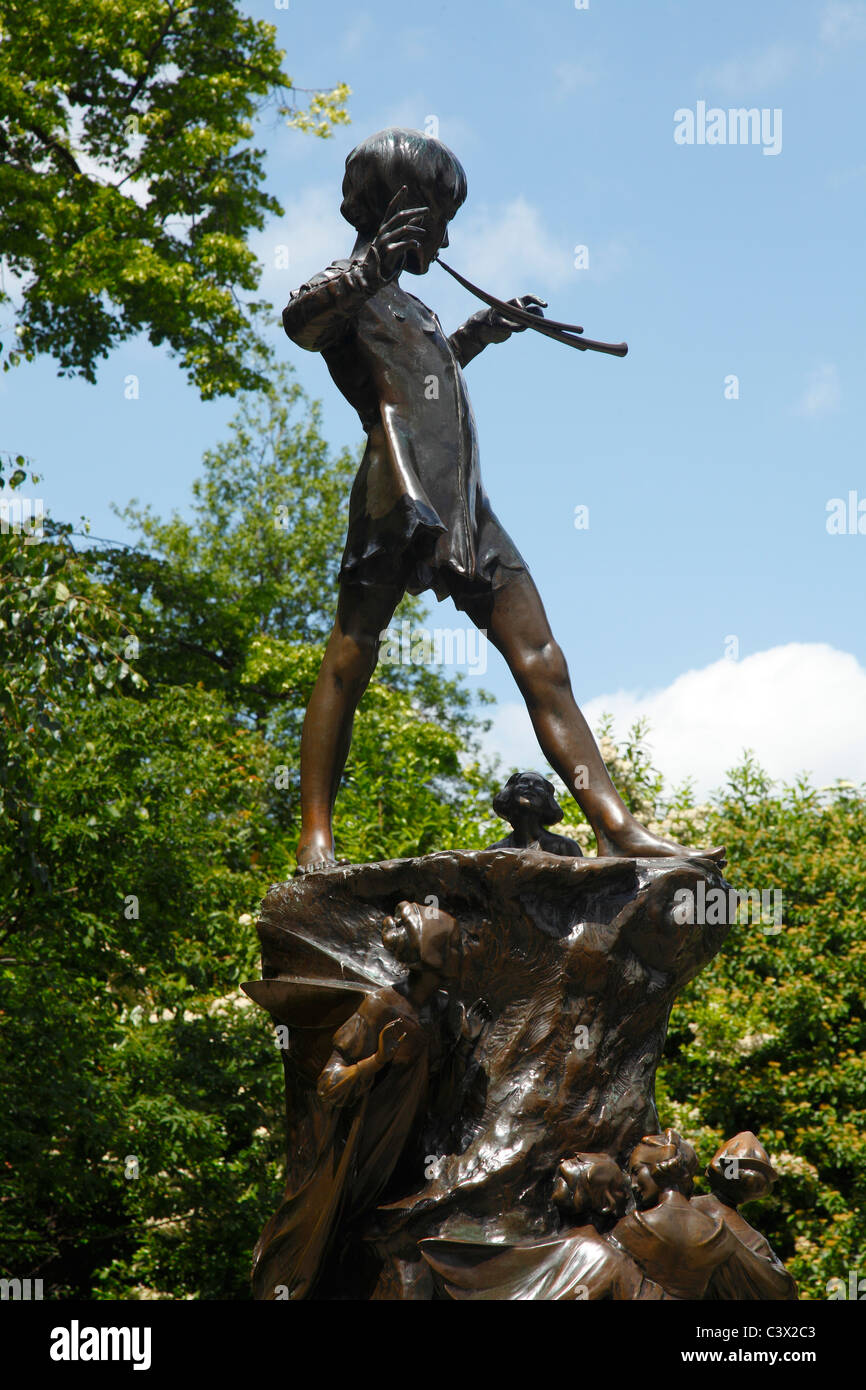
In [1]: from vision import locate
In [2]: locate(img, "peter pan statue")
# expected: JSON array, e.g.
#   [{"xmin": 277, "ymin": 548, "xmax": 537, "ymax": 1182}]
[{"xmin": 282, "ymin": 128, "xmax": 722, "ymax": 873}]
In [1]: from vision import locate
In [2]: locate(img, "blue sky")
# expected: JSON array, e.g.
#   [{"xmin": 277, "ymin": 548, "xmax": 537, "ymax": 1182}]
[{"xmin": 3, "ymin": 0, "xmax": 864, "ymax": 795}]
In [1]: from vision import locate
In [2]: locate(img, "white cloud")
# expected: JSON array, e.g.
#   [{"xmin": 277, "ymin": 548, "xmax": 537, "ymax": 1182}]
[
  {"xmin": 449, "ymin": 196, "xmax": 573, "ymax": 298},
  {"xmin": 697, "ymin": 3, "xmax": 866, "ymax": 97},
  {"xmin": 796, "ymin": 363, "xmax": 841, "ymax": 417},
  {"xmin": 340, "ymin": 13, "xmax": 373, "ymax": 54},
  {"xmin": 399, "ymin": 28, "xmax": 437, "ymax": 62},
  {"xmin": 700, "ymin": 42, "xmax": 799, "ymax": 98},
  {"xmin": 252, "ymin": 186, "xmax": 351, "ymax": 305},
  {"xmin": 482, "ymin": 644, "xmax": 866, "ymax": 799},
  {"xmin": 553, "ymin": 60, "xmax": 599, "ymax": 99},
  {"xmin": 820, "ymin": 0, "xmax": 866, "ymax": 44}
]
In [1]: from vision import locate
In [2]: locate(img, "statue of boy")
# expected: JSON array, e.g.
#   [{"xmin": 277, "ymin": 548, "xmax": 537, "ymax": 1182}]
[
  {"xmin": 613, "ymin": 1130, "xmax": 737, "ymax": 1300},
  {"xmin": 283, "ymin": 128, "xmax": 721, "ymax": 872},
  {"xmin": 693, "ymin": 1132, "xmax": 798, "ymax": 1300}
]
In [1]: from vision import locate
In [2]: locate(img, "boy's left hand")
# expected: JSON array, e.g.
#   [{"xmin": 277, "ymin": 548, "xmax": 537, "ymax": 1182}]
[
  {"xmin": 479, "ymin": 294, "xmax": 547, "ymax": 343},
  {"xmin": 495, "ymin": 294, "xmax": 548, "ymax": 333}
]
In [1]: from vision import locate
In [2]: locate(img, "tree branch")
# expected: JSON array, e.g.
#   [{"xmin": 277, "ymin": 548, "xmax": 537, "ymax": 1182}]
[{"xmin": 19, "ymin": 119, "xmax": 82, "ymax": 175}]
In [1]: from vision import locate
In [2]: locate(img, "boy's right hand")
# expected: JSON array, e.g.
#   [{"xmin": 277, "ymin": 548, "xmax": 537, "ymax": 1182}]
[{"xmin": 365, "ymin": 186, "xmax": 429, "ymax": 281}]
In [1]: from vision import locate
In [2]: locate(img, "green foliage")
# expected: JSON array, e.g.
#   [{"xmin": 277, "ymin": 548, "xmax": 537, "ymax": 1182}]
[
  {"xmin": 285, "ymin": 82, "xmax": 351, "ymax": 139},
  {"xmin": 588, "ymin": 725, "xmax": 866, "ymax": 1302},
  {"xmin": 0, "ymin": 370, "xmax": 497, "ymax": 1297},
  {"xmin": 1, "ymin": 685, "xmax": 281, "ymax": 1297},
  {"xmin": 665, "ymin": 761, "xmax": 866, "ymax": 1302},
  {"xmin": 104, "ymin": 361, "xmax": 497, "ymax": 864},
  {"xmin": 0, "ymin": 460, "xmax": 142, "ymax": 926},
  {"xmin": 0, "ymin": 0, "xmax": 350, "ymax": 397},
  {"xmin": 2, "ymin": 377, "xmax": 860, "ymax": 1300},
  {"xmin": 556, "ymin": 714, "xmax": 712, "ymax": 853}
]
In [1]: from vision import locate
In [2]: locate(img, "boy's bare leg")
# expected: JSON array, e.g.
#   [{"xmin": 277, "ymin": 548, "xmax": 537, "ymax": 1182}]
[
  {"xmin": 463, "ymin": 573, "xmax": 723, "ymax": 861},
  {"xmin": 296, "ymin": 580, "xmax": 404, "ymax": 873}
]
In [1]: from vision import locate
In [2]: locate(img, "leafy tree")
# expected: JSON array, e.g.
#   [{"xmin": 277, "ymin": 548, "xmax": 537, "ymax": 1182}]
[
  {"xmin": 0, "ymin": 0, "xmax": 349, "ymax": 397},
  {"xmin": 6, "ymin": 368, "xmax": 858, "ymax": 1298},
  {"xmin": 0, "ymin": 373, "xmax": 498, "ymax": 1298},
  {"xmin": 660, "ymin": 759, "xmax": 866, "ymax": 1302},
  {"xmin": 579, "ymin": 722, "xmax": 866, "ymax": 1302},
  {"xmin": 105, "ymin": 361, "xmax": 497, "ymax": 864},
  {"xmin": 0, "ymin": 456, "xmax": 142, "ymax": 951}
]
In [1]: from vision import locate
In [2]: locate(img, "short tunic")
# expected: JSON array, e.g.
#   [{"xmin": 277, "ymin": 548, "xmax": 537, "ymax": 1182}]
[{"xmin": 282, "ymin": 258, "xmax": 528, "ymax": 610}]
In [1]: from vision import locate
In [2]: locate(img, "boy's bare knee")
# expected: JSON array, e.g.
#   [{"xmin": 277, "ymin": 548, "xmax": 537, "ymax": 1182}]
[
  {"xmin": 514, "ymin": 639, "xmax": 570, "ymax": 692},
  {"xmin": 330, "ymin": 630, "xmax": 380, "ymax": 691}
]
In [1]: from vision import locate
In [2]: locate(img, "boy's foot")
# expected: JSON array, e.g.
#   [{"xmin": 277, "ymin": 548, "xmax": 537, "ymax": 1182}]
[
  {"xmin": 594, "ymin": 820, "xmax": 726, "ymax": 867},
  {"xmin": 295, "ymin": 831, "xmax": 339, "ymax": 876}
]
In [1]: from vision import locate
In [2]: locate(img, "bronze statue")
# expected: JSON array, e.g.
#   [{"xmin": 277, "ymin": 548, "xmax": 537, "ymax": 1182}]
[
  {"xmin": 605, "ymin": 1129, "xmax": 797, "ymax": 1302},
  {"xmin": 612, "ymin": 1131, "xmax": 739, "ymax": 1300},
  {"xmin": 417, "ymin": 1134, "xmax": 797, "ymax": 1302},
  {"xmin": 693, "ymin": 1132, "xmax": 798, "ymax": 1300},
  {"xmin": 243, "ymin": 131, "xmax": 802, "ymax": 1299},
  {"xmin": 420, "ymin": 1152, "xmax": 668, "ymax": 1300},
  {"xmin": 241, "ymin": 814, "xmax": 799, "ymax": 1299},
  {"xmin": 246, "ymin": 900, "xmax": 463, "ymax": 1300},
  {"xmin": 487, "ymin": 770, "xmax": 584, "ymax": 855},
  {"xmin": 436, "ymin": 256, "xmax": 629, "ymax": 357},
  {"xmin": 282, "ymin": 127, "xmax": 723, "ymax": 873}
]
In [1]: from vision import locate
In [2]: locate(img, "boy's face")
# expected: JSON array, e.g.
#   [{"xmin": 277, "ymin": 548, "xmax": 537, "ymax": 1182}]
[{"xmin": 402, "ymin": 196, "xmax": 452, "ymax": 275}]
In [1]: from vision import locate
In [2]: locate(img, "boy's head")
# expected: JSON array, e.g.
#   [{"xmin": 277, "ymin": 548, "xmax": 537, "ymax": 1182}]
[
  {"xmin": 341, "ymin": 128, "xmax": 467, "ymax": 273},
  {"xmin": 628, "ymin": 1129, "xmax": 698, "ymax": 1208},
  {"xmin": 706, "ymin": 1132, "xmax": 777, "ymax": 1205}
]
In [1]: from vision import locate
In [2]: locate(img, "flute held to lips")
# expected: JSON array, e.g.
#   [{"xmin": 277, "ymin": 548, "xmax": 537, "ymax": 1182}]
[{"xmin": 436, "ymin": 256, "xmax": 628, "ymax": 358}]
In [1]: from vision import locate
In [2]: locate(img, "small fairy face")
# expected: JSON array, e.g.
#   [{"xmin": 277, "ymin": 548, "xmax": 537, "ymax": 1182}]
[
  {"xmin": 381, "ymin": 915, "xmax": 409, "ymax": 958},
  {"xmin": 736, "ymin": 1168, "xmax": 771, "ymax": 1201},
  {"xmin": 381, "ymin": 900, "xmax": 460, "ymax": 977},
  {"xmin": 493, "ymin": 770, "xmax": 562, "ymax": 828},
  {"xmin": 553, "ymin": 1154, "xmax": 629, "ymax": 1220},
  {"xmin": 627, "ymin": 1131, "xmax": 696, "ymax": 1207},
  {"xmin": 630, "ymin": 1159, "xmax": 660, "ymax": 1210}
]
